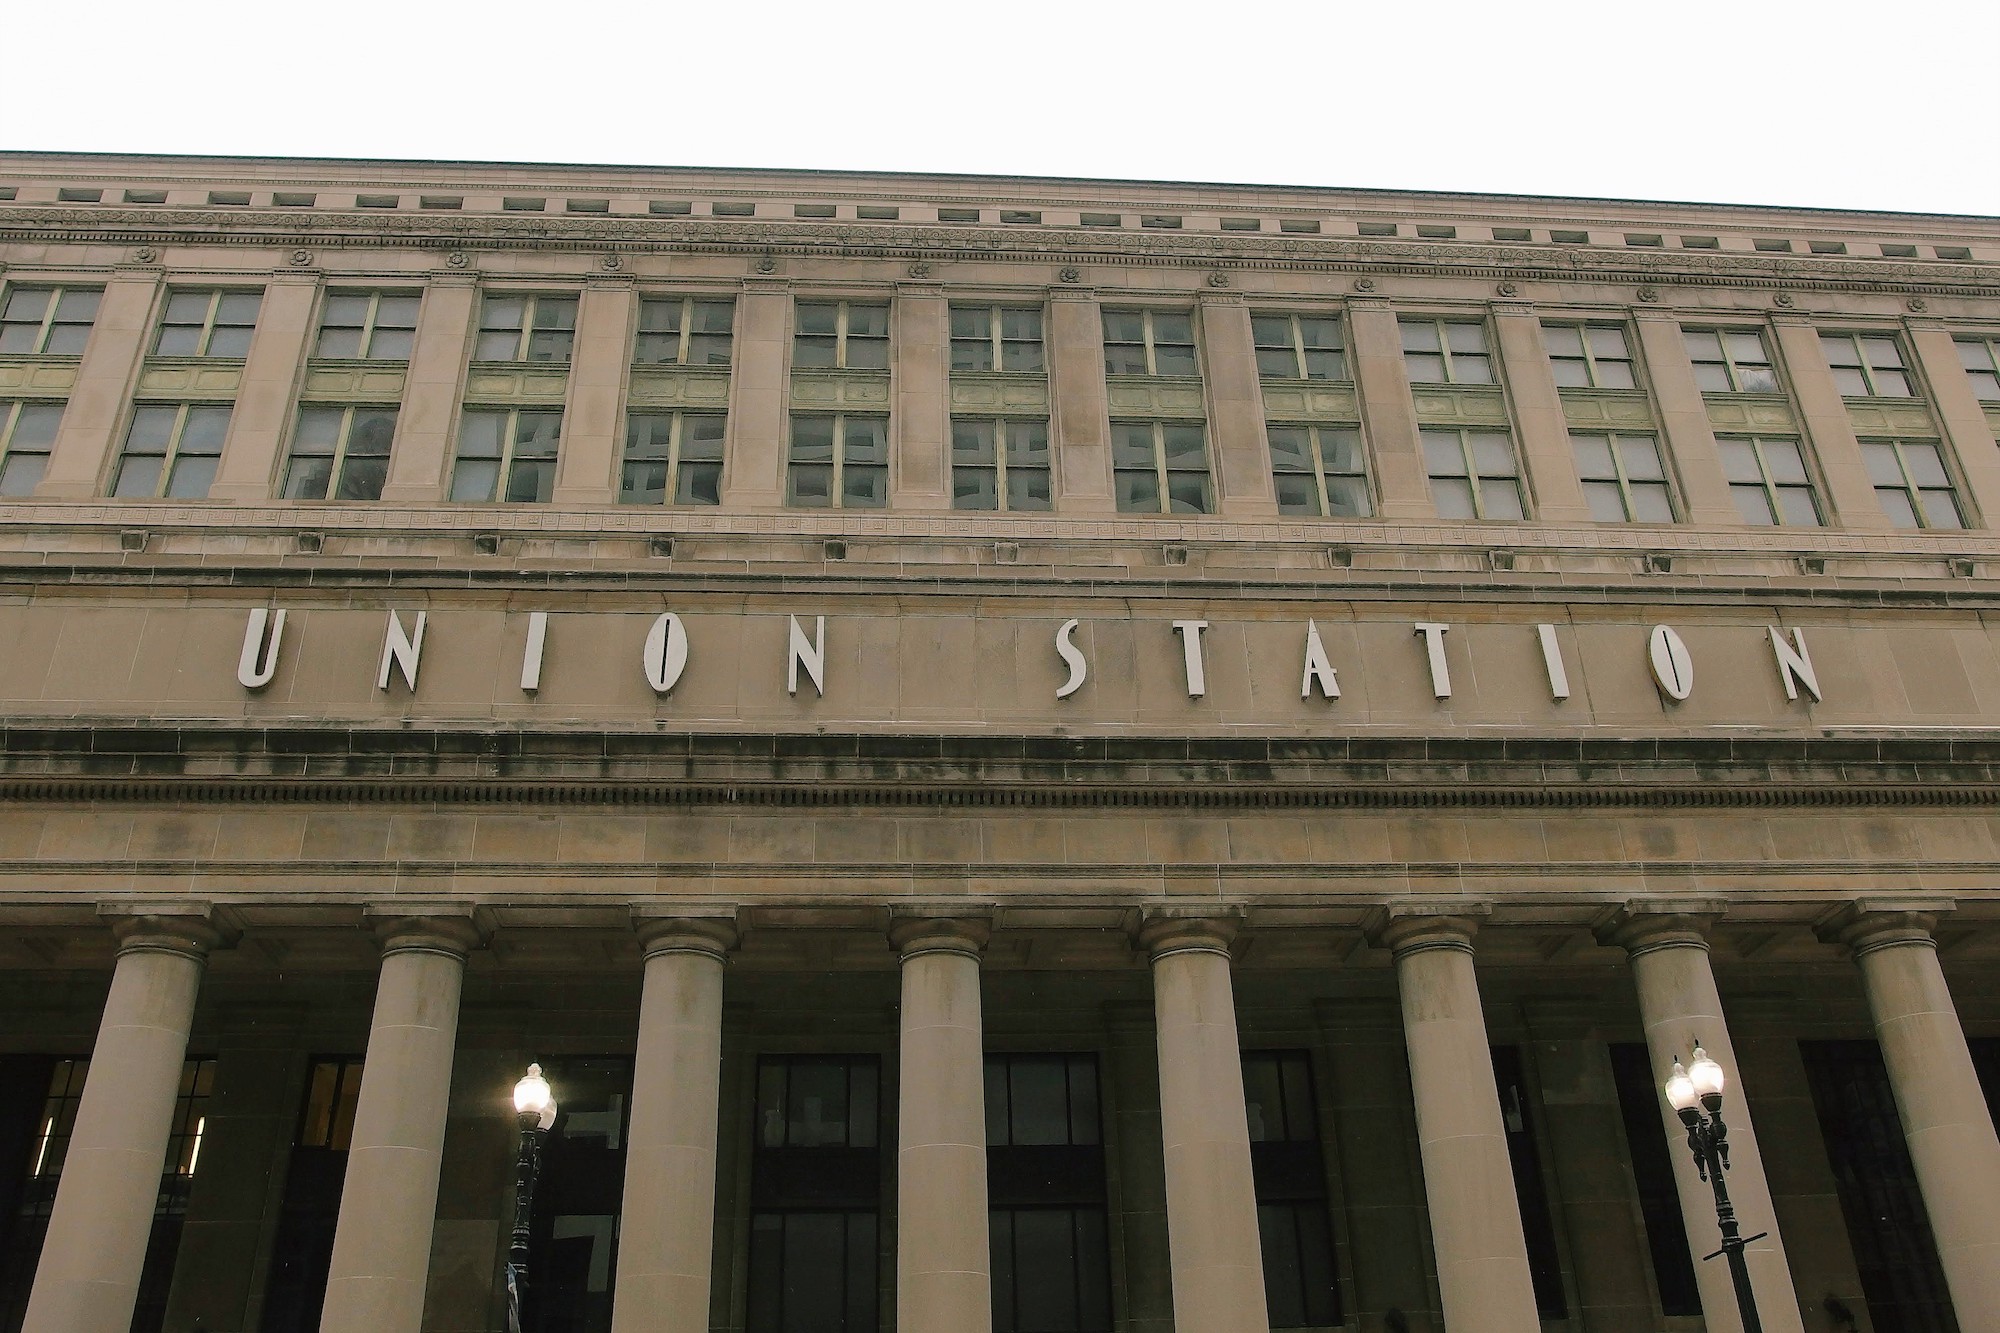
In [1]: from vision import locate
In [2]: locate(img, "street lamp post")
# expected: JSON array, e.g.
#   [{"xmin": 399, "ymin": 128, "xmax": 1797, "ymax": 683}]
[
  {"xmin": 508, "ymin": 1063, "xmax": 559, "ymax": 1333},
  {"xmin": 1664, "ymin": 1044, "xmax": 1766, "ymax": 1333}
]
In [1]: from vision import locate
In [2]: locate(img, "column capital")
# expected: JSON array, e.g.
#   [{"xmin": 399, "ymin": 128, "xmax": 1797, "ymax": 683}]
[
  {"xmin": 98, "ymin": 902, "xmax": 238, "ymax": 960},
  {"xmin": 1136, "ymin": 905, "xmax": 1243, "ymax": 961},
  {"xmin": 1594, "ymin": 898, "xmax": 1727, "ymax": 956},
  {"xmin": 363, "ymin": 902, "xmax": 490, "ymax": 959},
  {"xmin": 1815, "ymin": 895, "xmax": 1954, "ymax": 957},
  {"xmin": 1365, "ymin": 900, "xmax": 1490, "ymax": 957},
  {"xmin": 633, "ymin": 904, "xmax": 741, "ymax": 962},
  {"xmin": 889, "ymin": 908, "xmax": 992, "ymax": 961}
]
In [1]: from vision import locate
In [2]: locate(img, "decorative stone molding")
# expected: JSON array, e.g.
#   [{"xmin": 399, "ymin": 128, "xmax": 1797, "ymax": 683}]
[
  {"xmin": 1364, "ymin": 900, "xmax": 1491, "ymax": 957},
  {"xmin": 633, "ymin": 904, "xmax": 740, "ymax": 961},
  {"xmin": 364, "ymin": 901, "xmax": 490, "ymax": 958},
  {"xmin": 888, "ymin": 909, "xmax": 993, "ymax": 961},
  {"xmin": 1135, "ymin": 905, "xmax": 1244, "ymax": 962},
  {"xmin": 1815, "ymin": 895, "xmax": 1954, "ymax": 956},
  {"xmin": 98, "ymin": 901, "xmax": 239, "ymax": 959},
  {"xmin": 1593, "ymin": 898, "xmax": 1726, "ymax": 956}
]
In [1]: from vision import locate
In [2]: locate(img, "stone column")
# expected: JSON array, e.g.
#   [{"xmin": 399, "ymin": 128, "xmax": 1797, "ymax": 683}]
[
  {"xmin": 1345, "ymin": 299, "xmax": 1433, "ymax": 519},
  {"xmin": 891, "ymin": 913, "xmax": 992, "ymax": 1332},
  {"xmin": 1631, "ymin": 309, "xmax": 1742, "ymax": 525},
  {"xmin": 1140, "ymin": 908, "xmax": 1267, "ymax": 1333},
  {"xmin": 721, "ymin": 279, "xmax": 790, "ymax": 508},
  {"xmin": 891, "ymin": 284, "xmax": 950, "ymax": 509},
  {"xmin": 1197, "ymin": 293, "xmax": 1278, "ymax": 518},
  {"xmin": 21, "ymin": 905, "xmax": 231, "ymax": 1333},
  {"xmin": 1370, "ymin": 905, "xmax": 1538, "ymax": 1333},
  {"xmin": 378, "ymin": 274, "xmax": 477, "ymax": 503},
  {"xmin": 551, "ymin": 277, "xmax": 637, "ymax": 506},
  {"xmin": 1597, "ymin": 902, "xmax": 1803, "ymax": 1333},
  {"xmin": 318, "ymin": 906, "xmax": 485, "ymax": 1333},
  {"xmin": 1492, "ymin": 303, "xmax": 1593, "ymax": 523},
  {"xmin": 1047, "ymin": 288, "xmax": 1114, "ymax": 514},
  {"xmin": 208, "ymin": 272, "xmax": 322, "ymax": 500},
  {"xmin": 610, "ymin": 909, "xmax": 739, "ymax": 1333},
  {"xmin": 1906, "ymin": 322, "xmax": 2000, "ymax": 525},
  {"xmin": 36, "ymin": 267, "xmax": 162, "ymax": 498},
  {"xmin": 1820, "ymin": 898, "xmax": 2000, "ymax": 1319},
  {"xmin": 1769, "ymin": 316, "xmax": 1891, "ymax": 530}
]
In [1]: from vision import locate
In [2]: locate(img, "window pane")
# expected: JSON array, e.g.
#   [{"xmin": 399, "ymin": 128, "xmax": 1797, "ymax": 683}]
[
  {"xmin": 792, "ymin": 337, "xmax": 839, "ymax": 369},
  {"xmin": 954, "ymin": 470, "xmax": 999, "ymax": 510},
  {"xmin": 165, "ymin": 454, "xmax": 218, "ymax": 499},
  {"xmin": 513, "ymin": 413, "xmax": 562, "ymax": 457},
  {"xmin": 282, "ymin": 456, "xmax": 335, "ymax": 500},
  {"xmin": 1399, "ymin": 321, "xmax": 1440, "ymax": 352},
  {"xmin": 504, "ymin": 458, "xmax": 554, "ymax": 503},
  {"xmin": 790, "ymin": 417, "xmax": 836, "ymax": 462},
  {"xmin": 1717, "ymin": 440, "xmax": 1761, "ymax": 481},
  {"xmin": 1161, "ymin": 425, "xmax": 1206, "ymax": 465},
  {"xmin": 315, "ymin": 327, "xmax": 364, "ymax": 358},
  {"xmin": 1760, "ymin": 441, "xmax": 1810, "ymax": 485},
  {"xmin": 845, "ymin": 306, "xmax": 888, "ymax": 339},
  {"xmin": 1431, "ymin": 477, "xmax": 1476, "ymax": 519},
  {"xmin": 336, "ymin": 455, "xmax": 388, "ymax": 502},
  {"xmin": 1013, "ymin": 1211, "xmax": 1081, "ymax": 1332},
  {"xmin": 1542, "ymin": 326, "xmax": 1585, "ymax": 357},
  {"xmin": 112, "ymin": 455, "xmax": 164, "ymax": 498},
  {"xmin": 1919, "ymin": 489, "xmax": 1963, "ymax": 529},
  {"xmin": 1831, "ymin": 368, "xmax": 1872, "ymax": 397},
  {"xmin": 1691, "ymin": 363, "xmax": 1733, "ymax": 393},
  {"xmin": 1116, "ymin": 470, "xmax": 1160, "ymax": 513},
  {"xmin": 376, "ymin": 296, "xmax": 421, "ymax": 328},
  {"xmin": 1404, "ymin": 353, "xmax": 1446, "ymax": 383},
  {"xmin": 1000, "ymin": 341, "xmax": 1044, "ymax": 373},
  {"xmin": 950, "ymin": 307, "xmax": 987, "ymax": 340},
  {"xmin": 1629, "ymin": 482, "xmax": 1675, "ymax": 523},
  {"xmin": 532, "ymin": 298, "xmax": 578, "ymax": 331},
  {"xmin": 1682, "ymin": 329, "xmax": 1724, "ymax": 361},
  {"xmin": 1451, "ymin": 353, "xmax": 1495, "ymax": 384},
  {"xmin": 1007, "ymin": 1060, "xmax": 1071, "ymax": 1146},
  {"xmin": 1005, "ymin": 422, "xmax": 1049, "ymax": 465},
  {"xmin": 1301, "ymin": 349, "xmax": 1345, "ymax": 380},
  {"xmin": 1297, "ymin": 318, "xmax": 1341, "ymax": 350},
  {"xmin": 217, "ymin": 292, "xmax": 263, "ymax": 326},
  {"xmin": 369, "ymin": 329, "xmax": 414, "ymax": 361},
  {"xmin": 1617, "ymin": 437, "xmax": 1666, "ymax": 480},
  {"xmin": 1152, "ymin": 345, "xmax": 1199, "ymax": 376},
  {"xmin": 448, "ymin": 459, "xmax": 499, "ymax": 501},
  {"xmin": 678, "ymin": 461, "xmax": 722, "ymax": 506},
  {"xmin": 13, "ymin": 404, "xmax": 65, "ymax": 445},
  {"xmin": 841, "ymin": 418, "xmax": 889, "ymax": 463},
  {"xmin": 526, "ymin": 330, "xmax": 573, "ymax": 362},
  {"xmin": 1736, "ymin": 366, "xmax": 1779, "ymax": 394},
  {"xmin": 1583, "ymin": 480, "xmax": 1629, "ymax": 522},
  {"xmin": 1571, "ymin": 435, "xmax": 1616, "ymax": 479},
  {"xmin": 1861, "ymin": 442, "xmax": 1904, "ymax": 487},
  {"xmin": 1724, "ymin": 332, "xmax": 1768, "ymax": 364},
  {"xmin": 1000, "ymin": 309, "xmax": 1042, "ymax": 341},
  {"xmin": 457, "ymin": 412, "xmax": 506, "ymax": 458},
  {"xmin": 0, "ymin": 453, "xmax": 48, "ymax": 496},
  {"xmin": 1110, "ymin": 424, "xmax": 1158, "ymax": 469},
  {"xmin": 788, "ymin": 465, "xmax": 833, "ymax": 506},
  {"xmin": 1151, "ymin": 313, "xmax": 1193, "ymax": 345},
  {"xmin": 1869, "ymin": 370, "xmax": 1912, "ymax": 397},
  {"xmin": 1422, "ymin": 433, "xmax": 1468, "ymax": 477},
  {"xmin": 1550, "ymin": 359, "xmax": 1591, "ymax": 388},
  {"xmin": 1776, "ymin": 487, "xmax": 1822, "ymax": 527},
  {"xmin": 1320, "ymin": 430, "xmax": 1364, "ymax": 475},
  {"xmin": 1877, "ymin": 487, "xmax": 1920, "ymax": 529},
  {"xmin": 953, "ymin": 340, "xmax": 995, "ymax": 373},
  {"xmin": 951, "ymin": 420, "xmax": 996, "ymax": 464},
  {"xmin": 1594, "ymin": 362, "xmax": 1636, "ymax": 389},
  {"xmin": 686, "ymin": 333, "xmax": 732, "ymax": 367},
  {"xmin": 473, "ymin": 331, "xmax": 519, "ymax": 361},
  {"xmin": 1166, "ymin": 473, "xmax": 1211, "ymax": 514},
  {"xmin": 1901, "ymin": 443, "xmax": 1949, "ymax": 488},
  {"xmin": 292, "ymin": 408, "xmax": 343, "ymax": 453},
  {"xmin": 206, "ymin": 326, "xmax": 254, "ymax": 359},
  {"xmin": 1586, "ymin": 327, "xmax": 1630, "ymax": 360},
  {"xmin": 1324, "ymin": 476, "xmax": 1371, "ymax": 518},
  {"xmin": 1731, "ymin": 484, "xmax": 1776, "ymax": 524},
  {"xmin": 1469, "ymin": 434, "xmax": 1517, "ymax": 478},
  {"xmin": 1266, "ymin": 427, "xmax": 1312, "ymax": 472},
  {"xmin": 681, "ymin": 415, "xmax": 726, "ymax": 458},
  {"xmin": 1103, "ymin": 346, "xmax": 1150, "ymax": 375},
  {"xmin": 845, "ymin": 338, "xmax": 889, "ymax": 371},
  {"xmin": 1006, "ymin": 469, "xmax": 1052, "ymax": 512},
  {"xmin": 842, "ymin": 465, "xmax": 887, "ymax": 508},
  {"xmin": 1479, "ymin": 479, "xmax": 1525, "ymax": 520},
  {"xmin": 1861, "ymin": 337, "xmax": 1904, "ymax": 369},
  {"xmin": 179, "ymin": 407, "xmax": 232, "ymax": 453},
  {"xmin": 1101, "ymin": 311, "xmax": 1144, "ymax": 344},
  {"xmin": 1445, "ymin": 323, "xmax": 1488, "ymax": 354},
  {"xmin": 322, "ymin": 294, "xmax": 371, "ymax": 327},
  {"xmin": 625, "ymin": 415, "xmax": 673, "ymax": 460},
  {"xmin": 1273, "ymin": 474, "xmax": 1320, "ymax": 515},
  {"xmin": 1251, "ymin": 317, "xmax": 1291, "ymax": 348}
]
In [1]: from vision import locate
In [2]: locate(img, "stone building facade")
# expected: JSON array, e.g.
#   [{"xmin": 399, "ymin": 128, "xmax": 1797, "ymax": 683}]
[{"xmin": 0, "ymin": 151, "xmax": 1998, "ymax": 1333}]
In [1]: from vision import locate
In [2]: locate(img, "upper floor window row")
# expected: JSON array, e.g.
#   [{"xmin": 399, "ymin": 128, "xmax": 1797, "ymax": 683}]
[
  {"xmin": 951, "ymin": 306, "xmax": 1044, "ymax": 374},
  {"xmin": 1103, "ymin": 310, "xmax": 1198, "ymax": 377},
  {"xmin": 155, "ymin": 290, "xmax": 261, "ymax": 359},
  {"xmin": 474, "ymin": 295, "xmax": 577, "ymax": 363},
  {"xmin": 636, "ymin": 298, "xmax": 734, "ymax": 367},
  {"xmin": 794, "ymin": 302, "xmax": 888, "ymax": 370},
  {"xmin": 1821, "ymin": 332, "xmax": 1914, "ymax": 398},
  {"xmin": 1254, "ymin": 314, "xmax": 1346, "ymax": 382},
  {"xmin": 1543, "ymin": 324, "xmax": 1636, "ymax": 389},
  {"xmin": 315, "ymin": 292, "xmax": 420, "ymax": 361},
  {"xmin": 1961, "ymin": 338, "xmax": 2000, "ymax": 402},
  {"xmin": 1, "ymin": 287, "xmax": 100, "ymax": 356},
  {"xmin": 1400, "ymin": 319, "xmax": 1493, "ymax": 385}
]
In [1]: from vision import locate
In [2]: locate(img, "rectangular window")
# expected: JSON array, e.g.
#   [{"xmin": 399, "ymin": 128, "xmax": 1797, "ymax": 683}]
[
  {"xmin": 112, "ymin": 403, "xmax": 232, "ymax": 498},
  {"xmin": 1252, "ymin": 313, "xmax": 1347, "ymax": 381},
  {"xmin": 473, "ymin": 295, "xmax": 578, "ymax": 363},
  {"xmin": 0, "ymin": 401, "xmax": 63, "ymax": 496},
  {"xmin": 1572, "ymin": 432, "xmax": 1675, "ymax": 523},
  {"xmin": 620, "ymin": 412, "xmax": 725, "ymax": 505},
  {"xmin": 1719, "ymin": 436, "xmax": 1822, "ymax": 526},
  {"xmin": 1606, "ymin": 1045, "xmax": 1700, "ymax": 1317},
  {"xmin": 313, "ymin": 292, "xmax": 420, "ymax": 361},
  {"xmin": 986, "ymin": 1054, "xmax": 1111, "ymax": 1333},
  {"xmin": 0, "ymin": 286, "xmax": 100, "ymax": 355},
  {"xmin": 1863, "ymin": 438, "xmax": 1964, "ymax": 529},
  {"xmin": 1822, "ymin": 332, "xmax": 1915, "ymax": 398},
  {"xmin": 787, "ymin": 414, "xmax": 887, "ymax": 508},
  {"xmin": 260, "ymin": 1058, "xmax": 364, "ymax": 1333},
  {"xmin": 950, "ymin": 306, "xmax": 1045, "ymax": 374},
  {"xmin": 1491, "ymin": 1047, "xmax": 1567, "ymax": 1319},
  {"xmin": 1102, "ymin": 309, "xmax": 1199, "ymax": 377},
  {"xmin": 634, "ymin": 297, "xmax": 735, "ymax": 366},
  {"xmin": 951, "ymin": 418, "xmax": 1051, "ymax": 511},
  {"xmin": 1422, "ymin": 428, "xmax": 1524, "ymax": 519},
  {"xmin": 1400, "ymin": 318, "xmax": 1494, "ymax": 384},
  {"xmin": 1542, "ymin": 323, "xmax": 1637, "ymax": 389},
  {"xmin": 1267, "ymin": 424, "xmax": 1370, "ymax": 517},
  {"xmin": 283, "ymin": 405, "xmax": 396, "ymax": 501},
  {"xmin": 1682, "ymin": 328, "xmax": 1780, "ymax": 394},
  {"xmin": 1111, "ymin": 420, "xmax": 1211, "ymax": 514},
  {"xmin": 1955, "ymin": 336, "xmax": 2000, "ymax": 401},
  {"xmin": 450, "ymin": 408, "xmax": 562, "ymax": 503},
  {"xmin": 793, "ymin": 302, "xmax": 889, "ymax": 371},
  {"xmin": 520, "ymin": 1058, "xmax": 633, "ymax": 1333},
  {"xmin": 154, "ymin": 289, "xmax": 262, "ymax": 359},
  {"xmin": 1241, "ymin": 1052, "xmax": 1340, "ymax": 1329}
]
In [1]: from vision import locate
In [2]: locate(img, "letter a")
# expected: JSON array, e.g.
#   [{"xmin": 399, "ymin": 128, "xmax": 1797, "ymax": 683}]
[{"xmin": 1301, "ymin": 620, "xmax": 1341, "ymax": 699}]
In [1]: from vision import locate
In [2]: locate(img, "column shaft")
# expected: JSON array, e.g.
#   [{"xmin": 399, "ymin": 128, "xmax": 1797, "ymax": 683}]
[
  {"xmin": 721, "ymin": 281, "xmax": 789, "ymax": 507},
  {"xmin": 1346, "ymin": 300, "xmax": 1432, "ymax": 519},
  {"xmin": 1492, "ymin": 304, "xmax": 1593, "ymax": 523},
  {"xmin": 551, "ymin": 278, "xmax": 637, "ymax": 505},
  {"xmin": 893, "ymin": 918, "xmax": 991, "ymax": 1332},
  {"xmin": 208, "ymin": 273, "xmax": 321, "ymax": 500},
  {"xmin": 891, "ymin": 285, "xmax": 950, "ymax": 509},
  {"xmin": 1198, "ymin": 295, "xmax": 1277, "ymax": 517},
  {"xmin": 1770, "ymin": 317, "xmax": 1891, "ymax": 530},
  {"xmin": 379, "ymin": 276, "xmax": 477, "ymax": 503},
  {"xmin": 37, "ymin": 269, "xmax": 162, "ymax": 498},
  {"xmin": 1632, "ymin": 310, "xmax": 1741, "ymax": 525},
  {"xmin": 1047, "ymin": 290, "xmax": 1114, "ymax": 513}
]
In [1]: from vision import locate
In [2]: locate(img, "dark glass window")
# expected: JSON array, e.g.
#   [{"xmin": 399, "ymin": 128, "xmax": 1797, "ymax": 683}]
[
  {"xmin": 1800, "ymin": 1041, "xmax": 1957, "ymax": 1333},
  {"xmin": 1241, "ymin": 1052, "xmax": 1339, "ymax": 1329},
  {"xmin": 1607, "ymin": 1044, "xmax": 1700, "ymax": 1316},
  {"xmin": 523, "ymin": 1057, "xmax": 633, "ymax": 1333},
  {"xmin": 1491, "ymin": 1046, "xmax": 1568, "ymax": 1319},
  {"xmin": 986, "ymin": 1054, "xmax": 1110, "ymax": 1333},
  {"xmin": 0, "ymin": 1055, "xmax": 62, "ymax": 1333},
  {"xmin": 260, "ymin": 1057, "xmax": 364, "ymax": 1333},
  {"xmin": 747, "ymin": 1057, "xmax": 881, "ymax": 1333}
]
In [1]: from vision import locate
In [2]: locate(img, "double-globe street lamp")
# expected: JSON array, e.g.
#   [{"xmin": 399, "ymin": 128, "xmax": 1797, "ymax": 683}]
[
  {"xmin": 1664, "ymin": 1044, "xmax": 1767, "ymax": 1333},
  {"xmin": 508, "ymin": 1064, "xmax": 559, "ymax": 1333}
]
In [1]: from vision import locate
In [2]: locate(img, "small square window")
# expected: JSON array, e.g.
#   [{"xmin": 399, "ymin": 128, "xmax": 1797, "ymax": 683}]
[
  {"xmin": 1000, "ymin": 210, "xmax": 1041, "ymax": 224},
  {"xmin": 1809, "ymin": 241, "xmax": 1847, "ymax": 255},
  {"xmin": 1357, "ymin": 222, "xmax": 1398, "ymax": 237},
  {"xmin": 1221, "ymin": 217, "xmax": 1262, "ymax": 232},
  {"xmin": 938, "ymin": 207, "xmax": 980, "ymax": 222},
  {"xmin": 566, "ymin": 199, "xmax": 610, "ymax": 214},
  {"xmin": 793, "ymin": 204, "xmax": 836, "ymax": 219},
  {"xmin": 649, "ymin": 200, "xmax": 693, "ymax": 215},
  {"xmin": 504, "ymin": 197, "xmax": 547, "ymax": 212},
  {"xmin": 1880, "ymin": 244, "xmax": 1918, "ymax": 258},
  {"xmin": 123, "ymin": 189, "xmax": 168, "ymax": 204},
  {"xmin": 1680, "ymin": 235, "xmax": 1719, "ymax": 249},
  {"xmin": 1279, "ymin": 219, "xmax": 1321, "ymax": 234},
  {"xmin": 0, "ymin": 188, "xmax": 17, "ymax": 201},
  {"xmin": 711, "ymin": 201, "xmax": 755, "ymax": 217},
  {"xmin": 208, "ymin": 191, "xmax": 251, "ymax": 206},
  {"xmin": 420, "ymin": 195, "xmax": 463, "ymax": 210},
  {"xmin": 1491, "ymin": 227, "xmax": 1531, "ymax": 242},
  {"xmin": 1141, "ymin": 215, "xmax": 1183, "ymax": 229},
  {"xmin": 1753, "ymin": 238, "xmax": 1793, "ymax": 253},
  {"xmin": 57, "ymin": 187, "xmax": 103, "ymax": 203},
  {"xmin": 1416, "ymin": 225, "xmax": 1456, "ymax": 239},
  {"xmin": 1624, "ymin": 234, "xmax": 1664, "ymax": 248},
  {"xmin": 1937, "ymin": 246, "xmax": 1972, "ymax": 261},
  {"xmin": 355, "ymin": 194, "xmax": 399, "ymax": 209},
  {"xmin": 1079, "ymin": 212, "xmax": 1120, "ymax": 227},
  {"xmin": 857, "ymin": 205, "xmax": 899, "ymax": 220},
  {"xmin": 1550, "ymin": 230, "xmax": 1589, "ymax": 244},
  {"xmin": 274, "ymin": 192, "xmax": 316, "ymax": 207}
]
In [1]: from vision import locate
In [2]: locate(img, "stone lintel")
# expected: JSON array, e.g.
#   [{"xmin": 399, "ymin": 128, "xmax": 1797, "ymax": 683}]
[
  {"xmin": 1815, "ymin": 894, "xmax": 1956, "ymax": 955},
  {"xmin": 1593, "ymin": 897, "xmax": 1729, "ymax": 956},
  {"xmin": 362, "ymin": 901, "xmax": 491, "ymax": 959},
  {"xmin": 97, "ymin": 900, "xmax": 240, "ymax": 959},
  {"xmin": 633, "ymin": 903, "xmax": 742, "ymax": 960}
]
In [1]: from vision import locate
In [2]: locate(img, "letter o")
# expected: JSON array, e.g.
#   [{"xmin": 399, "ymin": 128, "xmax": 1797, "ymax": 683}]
[
  {"xmin": 1648, "ymin": 624, "xmax": 1693, "ymax": 701},
  {"xmin": 643, "ymin": 613, "xmax": 689, "ymax": 694}
]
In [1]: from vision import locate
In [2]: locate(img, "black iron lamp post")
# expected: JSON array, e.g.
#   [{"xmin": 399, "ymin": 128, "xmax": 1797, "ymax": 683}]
[
  {"xmin": 1665, "ymin": 1044, "xmax": 1766, "ymax": 1333},
  {"xmin": 507, "ymin": 1063, "xmax": 558, "ymax": 1333}
]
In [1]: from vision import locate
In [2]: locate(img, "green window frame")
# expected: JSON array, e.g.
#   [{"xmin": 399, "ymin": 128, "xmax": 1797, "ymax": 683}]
[
  {"xmin": 1252, "ymin": 313, "xmax": 1347, "ymax": 381},
  {"xmin": 0, "ymin": 401, "xmax": 63, "ymax": 496},
  {"xmin": 950, "ymin": 417, "xmax": 1051, "ymax": 511},
  {"xmin": 1400, "ymin": 318, "xmax": 1494, "ymax": 385},
  {"xmin": 449, "ymin": 408, "xmax": 562, "ymax": 502},
  {"xmin": 1572, "ymin": 432, "xmax": 1675, "ymax": 523},
  {"xmin": 1422, "ymin": 428, "xmax": 1524, "ymax": 519},
  {"xmin": 787, "ymin": 413, "xmax": 887, "ymax": 508},
  {"xmin": 314, "ymin": 292, "xmax": 421, "ymax": 361},
  {"xmin": 1955, "ymin": 336, "xmax": 2000, "ymax": 401},
  {"xmin": 1542, "ymin": 323, "xmax": 1637, "ymax": 389},
  {"xmin": 111, "ymin": 402, "xmax": 233, "ymax": 498},
  {"xmin": 154, "ymin": 290, "xmax": 261, "ymax": 359},
  {"xmin": 620, "ymin": 411, "xmax": 726, "ymax": 505},
  {"xmin": 283, "ymin": 405, "xmax": 397, "ymax": 501},
  {"xmin": 1718, "ymin": 435, "xmax": 1822, "ymax": 526},
  {"xmin": 1111, "ymin": 419, "xmax": 1211, "ymax": 513},
  {"xmin": 472, "ymin": 295, "xmax": 577, "ymax": 364},
  {"xmin": 634, "ymin": 297, "xmax": 735, "ymax": 367},
  {"xmin": 0, "ymin": 286, "xmax": 100, "ymax": 356},
  {"xmin": 949, "ymin": 306, "xmax": 1045, "ymax": 373},
  {"xmin": 793, "ymin": 302, "xmax": 889, "ymax": 371},
  {"xmin": 1267, "ymin": 423, "xmax": 1370, "ymax": 517},
  {"xmin": 1862, "ymin": 438, "xmax": 1964, "ymax": 529},
  {"xmin": 1102, "ymin": 310, "xmax": 1198, "ymax": 377},
  {"xmin": 1682, "ymin": 328, "xmax": 1780, "ymax": 394},
  {"xmin": 1821, "ymin": 332, "xmax": 1914, "ymax": 398}
]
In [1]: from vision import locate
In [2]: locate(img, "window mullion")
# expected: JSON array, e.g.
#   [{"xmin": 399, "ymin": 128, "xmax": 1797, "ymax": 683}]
[
  {"xmin": 1154, "ymin": 421, "xmax": 1168, "ymax": 512},
  {"xmin": 830, "ymin": 414, "xmax": 845, "ymax": 505},
  {"xmin": 992, "ymin": 416, "xmax": 1008, "ymax": 511}
]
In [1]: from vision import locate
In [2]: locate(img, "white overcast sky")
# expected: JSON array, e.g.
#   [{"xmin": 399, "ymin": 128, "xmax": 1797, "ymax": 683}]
[{"xmin": 4, "ymin": 0, "xmax": 1997, "ymax": 217}]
